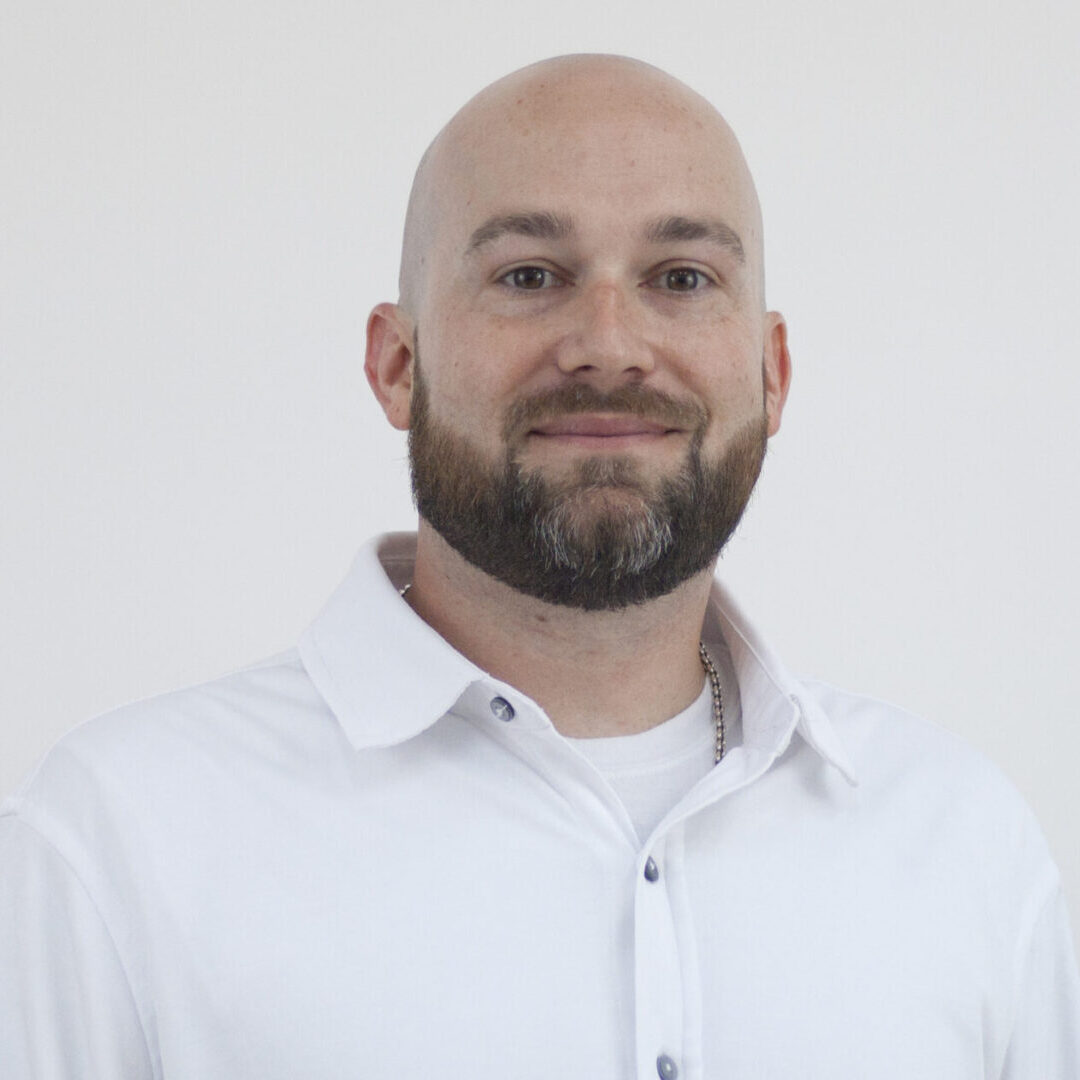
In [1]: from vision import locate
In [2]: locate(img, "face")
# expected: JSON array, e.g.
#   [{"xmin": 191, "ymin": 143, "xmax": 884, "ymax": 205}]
[{"xmin": 369, "ymin": 60, "xmax": 791, "ymax": 608}]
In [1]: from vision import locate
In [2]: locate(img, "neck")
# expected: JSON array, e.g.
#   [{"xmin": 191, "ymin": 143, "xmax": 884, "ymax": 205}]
[{"xmin": 406, "ymin": 522, "xmax": 714, "ymax": 738}]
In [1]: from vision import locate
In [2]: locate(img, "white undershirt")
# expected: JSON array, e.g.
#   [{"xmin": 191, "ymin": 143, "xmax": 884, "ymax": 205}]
[{"xmin": 568, "ymin": 645, "xmax": 742, "ymax": 843}]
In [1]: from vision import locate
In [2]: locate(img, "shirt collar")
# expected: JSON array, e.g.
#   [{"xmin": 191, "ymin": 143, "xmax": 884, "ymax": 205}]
[
  {"xmin": 702, "ymin": 580, "xmax": 858, "ymax": 785},
  {"xmin": 299, "ymin": 533, "xmax": 858, "ymax": 786}
]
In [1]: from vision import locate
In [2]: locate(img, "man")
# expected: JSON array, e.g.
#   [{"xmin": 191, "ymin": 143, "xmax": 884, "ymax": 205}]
[{"xmin": 2, "ymin": 54, "xmax": 1077, "ymax": 1079}]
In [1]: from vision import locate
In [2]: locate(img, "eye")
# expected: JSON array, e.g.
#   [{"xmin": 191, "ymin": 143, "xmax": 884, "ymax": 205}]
[
  {"xmin": 647, "ymin": 267, "xmax": 713, "ymax": 292},
  {"xmin": 499, "ymin": 266, "xmax": 565, "ymax": 290}
]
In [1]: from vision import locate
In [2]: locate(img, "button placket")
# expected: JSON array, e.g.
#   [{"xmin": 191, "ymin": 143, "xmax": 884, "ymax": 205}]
[{"xmin": 634, "ymin": 834, "xmax": 685, "ymax": 1080}]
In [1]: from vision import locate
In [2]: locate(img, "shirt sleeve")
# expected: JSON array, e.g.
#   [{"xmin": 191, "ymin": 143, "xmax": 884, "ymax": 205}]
[
  {"xmin": 0, "ymin": 813, "xmax": 154, "ymax": 1079},
  {"xmin": 1000, "ymin": 879, "xmax": 1080, "ymax": 1079}
]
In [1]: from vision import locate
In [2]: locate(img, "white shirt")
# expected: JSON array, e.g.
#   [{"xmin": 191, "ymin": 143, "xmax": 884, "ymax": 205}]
[
  {"xmin": 568, "ymin": 665, "xmax": 738, "ymax": 843},
  {"xmin": 2, "ymin": 533, "xmax": 1077, "ymax": 1079}
]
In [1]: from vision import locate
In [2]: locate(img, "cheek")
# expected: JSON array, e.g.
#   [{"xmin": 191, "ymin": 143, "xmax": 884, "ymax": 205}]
[
  {"xmin": 418, "ymin": 355, "xmax": 514, "ymax": 455},
  {"xmin": 683, "ymin": 327, "xmax": 765, "ymax": 416},
  {"xmin": 424, "ymin": 314, "xmax": 546, "ymax": 408}
]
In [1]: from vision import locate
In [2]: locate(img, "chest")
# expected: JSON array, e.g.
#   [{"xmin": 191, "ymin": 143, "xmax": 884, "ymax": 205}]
[{"xmin": 124, "ymin": 740, "xmax": 1006, "ymax": 1080}]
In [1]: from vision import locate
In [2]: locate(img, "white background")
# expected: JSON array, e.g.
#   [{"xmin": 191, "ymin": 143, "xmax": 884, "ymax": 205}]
[{"xmin": 2, "ymin": 0, "xmax": 1078, "ymax": 957}]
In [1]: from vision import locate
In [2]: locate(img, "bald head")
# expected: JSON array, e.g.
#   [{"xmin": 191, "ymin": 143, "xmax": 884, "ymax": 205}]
[
  {"xmin": 366, "ymin": 53, "xmax": 792, "ymax": 561},
  {"xmin": 397, "ymin": 54, "xmax": 765, "ymax": 316}
]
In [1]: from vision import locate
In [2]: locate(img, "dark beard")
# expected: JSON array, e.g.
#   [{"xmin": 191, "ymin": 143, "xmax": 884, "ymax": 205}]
[{"xmin": 408, "ymin": 353, "xmax": 768, "ymax": 611}]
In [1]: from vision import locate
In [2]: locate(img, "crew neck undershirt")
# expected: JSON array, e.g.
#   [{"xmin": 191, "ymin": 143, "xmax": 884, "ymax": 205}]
[{"xmin": 567, "ymin": 644, "xmax": 741, "ymax": 843}]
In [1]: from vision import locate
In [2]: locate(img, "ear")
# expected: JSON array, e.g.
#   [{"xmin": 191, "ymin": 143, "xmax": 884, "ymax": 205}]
[
  {"xmin": 762, "ymin": 312, "xmax": 792, "ymax": 437},
  {"xmin": 365, "ymin": 303, "xmax": 415, "ymax": 431}
]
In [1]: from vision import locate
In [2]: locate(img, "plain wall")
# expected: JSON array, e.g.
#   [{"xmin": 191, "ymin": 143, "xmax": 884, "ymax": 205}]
[{"xmin": 3, "ymin": 0, "xmax": 1078, "ymax": 959}]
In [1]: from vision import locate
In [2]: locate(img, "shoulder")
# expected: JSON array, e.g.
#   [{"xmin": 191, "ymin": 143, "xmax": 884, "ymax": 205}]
[
  {"xmin": 802, "ymin": 675, "xmax": 1021, "ymax": 784},
  {"xmin": 2, "ymin": 649, "xmax": 335, "ymax": 838},
  {"xmin": 797, "ymin": 676, "xmax": 1059, "ymax": 896}
]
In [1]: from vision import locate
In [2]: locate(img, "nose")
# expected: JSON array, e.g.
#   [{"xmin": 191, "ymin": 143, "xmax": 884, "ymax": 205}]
[{"xmin": 554, "ymin": 281, "xmax": 655, "ymax": 382}]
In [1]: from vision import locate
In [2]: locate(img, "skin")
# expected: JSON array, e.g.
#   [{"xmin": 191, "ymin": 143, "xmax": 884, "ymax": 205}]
[{"xmin": 365, "ymin": 55, "xmax": 791, "ymax": 738}]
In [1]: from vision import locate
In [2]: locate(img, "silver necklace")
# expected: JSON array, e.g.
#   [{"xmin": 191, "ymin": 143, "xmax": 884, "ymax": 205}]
[
  {"xmin": 400, "ymin": 583, "xmax": 725, "ymax": 763},
  {"xmin": 699, "ymin": 640, "xmax": 726, "ymax": 764}
]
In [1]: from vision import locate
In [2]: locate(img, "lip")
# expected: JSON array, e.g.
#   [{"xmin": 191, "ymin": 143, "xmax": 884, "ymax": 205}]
[{"xmin": 529, "ymin": 414, "xmax": 679, "ymax": 440}]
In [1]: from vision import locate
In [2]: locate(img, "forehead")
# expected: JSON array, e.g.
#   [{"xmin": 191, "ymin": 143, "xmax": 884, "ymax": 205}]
[{"xmin": 431, "ymin": 89, "xmax": 756, "ymax": 249}]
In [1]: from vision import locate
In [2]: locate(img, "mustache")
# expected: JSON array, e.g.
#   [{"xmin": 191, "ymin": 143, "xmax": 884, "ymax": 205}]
[{"xmin": 502, "ymin": 383, "xmax": 708, "ymax": 441}]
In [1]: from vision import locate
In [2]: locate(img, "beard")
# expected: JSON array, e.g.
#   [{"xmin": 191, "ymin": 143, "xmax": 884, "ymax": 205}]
[{"xmin": 408, "ymin": 352, "xmax": 768, "ymax": 611}]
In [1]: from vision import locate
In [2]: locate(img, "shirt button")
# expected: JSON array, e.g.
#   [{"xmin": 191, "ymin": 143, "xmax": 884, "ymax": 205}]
[
  {"xmin": 656, "ymin": 1053, "xmax": 679, "ymax": 1079},
  {"xmin": 644, "ymin": 856, "xmax": 659, "ymax": 882},
  {"xmin": 489, "ymin": 696, "xmax": 515, "ymax": 722}
]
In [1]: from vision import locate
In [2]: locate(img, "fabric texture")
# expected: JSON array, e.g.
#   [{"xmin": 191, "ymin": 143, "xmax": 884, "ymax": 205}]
[{"xmin": 2, "ymin": 532, "xmax": 1077, "ymax": 1079}]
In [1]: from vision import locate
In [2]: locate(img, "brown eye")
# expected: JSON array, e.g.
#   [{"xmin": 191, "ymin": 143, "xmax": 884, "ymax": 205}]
[
  {"xmin": 506, "ymin": 266, "xmax": 558, "ymax": 289},
  {"xmin": 663, "ymin": 268, "xmax": 701, "ymax": 291}
]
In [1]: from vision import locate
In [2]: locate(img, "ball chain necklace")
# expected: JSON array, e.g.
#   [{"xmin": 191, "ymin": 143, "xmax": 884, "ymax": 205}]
[{"xmin": 400, "ymin": 583, "xmax": 726, "ymax": 764}]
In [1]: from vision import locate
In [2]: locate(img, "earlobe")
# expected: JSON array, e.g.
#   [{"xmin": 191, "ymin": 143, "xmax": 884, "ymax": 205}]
[
  {"xmin": 762, "ymin": 313, "xmax": 792, "ymax": 437},
  {"xmin": 365, "ymin": 303, "xmax": 415, "ymax": 431}
]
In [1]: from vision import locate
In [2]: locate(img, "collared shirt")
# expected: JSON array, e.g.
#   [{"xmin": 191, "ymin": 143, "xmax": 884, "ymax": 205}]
[
  {"xmin": 569, "ymin": 678, "xmax": 722, "ymax": 842},
  {"xmin": 1, "ymin": 533, "xmax": 1077, "ymax": 1078}
]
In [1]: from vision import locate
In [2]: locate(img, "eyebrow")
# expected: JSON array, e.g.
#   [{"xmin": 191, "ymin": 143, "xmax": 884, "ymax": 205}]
[
  {"xmin": 466, "ymin": 212, "xmax": 575, "ymax": 253},
  {"xmin": 645, "ymin": 215, "xmax": 745, "ymax": 263},
  {"xmin": 463, "ymin": 210, "xmax": 746, "ymax": 264}
]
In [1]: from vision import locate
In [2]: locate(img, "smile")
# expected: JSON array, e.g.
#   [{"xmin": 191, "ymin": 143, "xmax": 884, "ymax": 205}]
[{"xmin": 528, "ymin": 414, "xmax": 681, "ymax": 449}]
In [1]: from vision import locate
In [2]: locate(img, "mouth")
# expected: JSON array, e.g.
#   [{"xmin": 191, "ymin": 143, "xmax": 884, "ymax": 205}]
[{"xmin": 527, "ymin": 413, "xmax": 682, "ymax": 449}]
